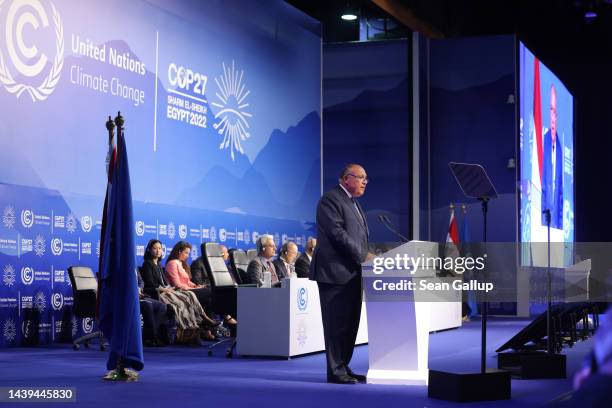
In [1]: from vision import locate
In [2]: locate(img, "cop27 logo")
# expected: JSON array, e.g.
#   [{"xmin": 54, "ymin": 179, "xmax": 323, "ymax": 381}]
[
  {"xmin": 3, "ymin": 319, "xmax": 16, "ymax": 342},
  {"xmin": 0, "ymin": 0, "xmax": 64, "ymax": 102},
  {"xmin": 2, "ymin": 206, "xmax": 15, "ymax": 229},
  {"xmin": 212, "ymin": 61, "xmax": 252, "ymax": 161}
]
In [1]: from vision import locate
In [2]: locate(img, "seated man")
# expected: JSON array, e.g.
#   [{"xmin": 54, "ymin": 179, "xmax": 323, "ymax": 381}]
[
  {"xmin": 190, "ymin": 253, "xmax": 211, "ymax": 287},
  {"xmin": 295, "ymin": 237, "xmax": 316, "ymax": 278},
  {"xmin": 220, "ymin": 244, "xmax": 241, "ymax": 284},
  {"xmin": 273, "ymin": 241, "xmax": 298, "ymax": 280},
  {"xmin": 190, "ymin": 246, "xmax": 238, "ymax": 326},
  {"xmin": 247, "ymin": 234, "xmax": 280, "ymax": 287}
]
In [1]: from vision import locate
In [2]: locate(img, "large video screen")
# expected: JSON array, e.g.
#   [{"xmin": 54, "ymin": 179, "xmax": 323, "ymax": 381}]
[{"xmin": 519, "ymin": 42, "xmax": 574, "ymax": 262}]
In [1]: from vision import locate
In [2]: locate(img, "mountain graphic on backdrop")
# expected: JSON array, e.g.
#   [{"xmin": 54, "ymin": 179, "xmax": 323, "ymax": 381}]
[{"xmin": 178, "ymin": 111, "xmax": 321, "ymax": 221}]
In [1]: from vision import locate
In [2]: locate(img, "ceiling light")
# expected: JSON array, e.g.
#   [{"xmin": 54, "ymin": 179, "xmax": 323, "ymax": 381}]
[{"xmin": 341, "ymin": 4, "xmax": 358, "ymax": 21}]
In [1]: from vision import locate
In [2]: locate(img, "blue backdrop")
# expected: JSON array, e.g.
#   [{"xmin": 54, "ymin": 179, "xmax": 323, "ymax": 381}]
[
  {"xmin": 0, "ymin": 0, "xmax": 321, "ymax": 347},
  {"xmin": 322, "ymin": 40, "xmax": 411, "ymax": 242}
]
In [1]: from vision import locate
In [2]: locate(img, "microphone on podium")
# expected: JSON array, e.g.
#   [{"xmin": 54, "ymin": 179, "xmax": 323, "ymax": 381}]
[{"xmin": 377, "ymin": 214, "xmax": 409, "ymax": 243}]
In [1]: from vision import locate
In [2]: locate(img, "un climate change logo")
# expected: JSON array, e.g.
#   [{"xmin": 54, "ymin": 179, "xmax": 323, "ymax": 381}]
[
  {"xmin": 135, "ymin": 220, "xmax": 145, "ymax": 237},
  {"xmin": 20, "ymin": 209, "xmax": 33, "ymax": 228},
  {"xmin": 82, "ymin": 317, "xmax": 93, "ymax": 334},
  {"xmin": 297, "ymin": 287, "xmax": 308, "ymax": 312},
  {"xmin": 212, "ymin": 61, "xmax": 252, "ymax": 161},
  {"xmin": 0, "ymin": 0, "xmax": 64, "ymax": 102},
  {"xmin": 51, "ymin": 237, "xmax": 62, "ymax": 255},
  {"xmin": 51, "ymin": 292, "xmax": 63, "ymax": 311},
  {"xmin": 21, "ymin": 266, "xmax": 33, "ymax": 285}
]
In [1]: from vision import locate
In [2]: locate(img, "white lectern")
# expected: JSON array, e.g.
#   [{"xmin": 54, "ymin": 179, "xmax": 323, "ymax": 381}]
[{"xmin": 362, "ymin": 241, "xmax": 439, "ymax": 385}]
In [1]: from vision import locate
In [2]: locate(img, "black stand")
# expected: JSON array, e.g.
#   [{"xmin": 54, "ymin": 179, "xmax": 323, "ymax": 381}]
[
  {"xmin": 496, "ymin": 209, "xmax": 566, "ymax": 379},
  {"xmin": 428, "ymin": 163, "xmax": 511, "ymax": 402}
]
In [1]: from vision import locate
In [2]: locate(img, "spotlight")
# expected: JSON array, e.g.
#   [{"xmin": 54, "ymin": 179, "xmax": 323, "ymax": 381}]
[{"xmin": 341, "ymin": 3, "xmax": 358, "ymax": 21}]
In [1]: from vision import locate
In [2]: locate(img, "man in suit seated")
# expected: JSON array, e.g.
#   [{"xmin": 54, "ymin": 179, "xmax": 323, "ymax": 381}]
[
  {"xmin": 219, "ymin": 244, "xmax": 241, "ymax": 284},
  {"xmin": 295, "ymin": 237, "xmax": 316, "ymax": 278},
  {"xmin": 190, "ymin": 254, "xmax": 211, "ymax": 286},
  {"xmin": 273, "ymin": 241, "xmax": 298, "ymax": 280},
  {"xmin": 247, "ymin": 234, "xmax": 280, "ymax": 287}
]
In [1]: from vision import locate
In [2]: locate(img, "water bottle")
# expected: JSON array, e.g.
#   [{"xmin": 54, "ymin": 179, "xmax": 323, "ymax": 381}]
[{"xmin": 263, "ymin": 271, "xmax": 271, "ymax": 288}]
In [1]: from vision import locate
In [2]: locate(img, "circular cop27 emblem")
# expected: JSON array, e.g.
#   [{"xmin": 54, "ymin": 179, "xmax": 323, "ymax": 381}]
[
  {"xmin": 0, "ymin": 0, "xmax": 64, "ymax": 102},
  {"xmin": 297, "ymin": 287, "xmax": 308, "ymax": 312}
]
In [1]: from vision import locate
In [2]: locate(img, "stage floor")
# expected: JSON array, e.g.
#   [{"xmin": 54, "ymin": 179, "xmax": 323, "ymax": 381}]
[{"xmin": 0, "ymin": 318, "xmax": 592, "ymax": 407}]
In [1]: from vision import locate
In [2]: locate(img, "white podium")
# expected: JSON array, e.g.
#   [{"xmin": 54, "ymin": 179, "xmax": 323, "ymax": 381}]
[
  {"xmin": 363, "ymin": 241, "xmax": 460, "ymax": 385},
  {"xmin": 236, "ymin": 278, "xmax": 368, "ymax": 357}
]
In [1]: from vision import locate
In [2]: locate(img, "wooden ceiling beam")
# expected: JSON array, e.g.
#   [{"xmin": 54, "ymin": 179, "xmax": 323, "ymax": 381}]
[{"xmin": 372, "ymin": 0, "xmax": 445, "ymax": 38}]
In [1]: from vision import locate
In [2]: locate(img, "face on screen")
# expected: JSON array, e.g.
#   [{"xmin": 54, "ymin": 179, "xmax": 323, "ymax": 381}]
[{"xmin": 519, "ymin": 42, "xmax": 574, "ymax": 266}]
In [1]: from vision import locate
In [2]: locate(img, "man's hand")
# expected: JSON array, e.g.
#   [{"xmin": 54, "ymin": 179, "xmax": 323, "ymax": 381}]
[{"xmin": 365, "ymin": 252, "xmax": 376, "ymax": 262}]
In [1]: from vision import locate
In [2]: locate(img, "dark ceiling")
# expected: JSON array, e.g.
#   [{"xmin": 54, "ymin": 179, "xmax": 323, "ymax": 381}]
[{"xmin": 286, "ymin": 0, "xmax": 612, "ymax": 92}]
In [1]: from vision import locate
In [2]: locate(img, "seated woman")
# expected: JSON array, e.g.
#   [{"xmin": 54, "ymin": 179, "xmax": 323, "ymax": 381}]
[
  {"xmin": 136, "ymin": 268, "xmax": 172, "ymax": 346},
  {"xmin": 165, "ymin": 241, "xmax": 216, "ymax": 315},
  {"xmin": 141, "ymin": 239, "xmax": 217, "ymax": 342}
]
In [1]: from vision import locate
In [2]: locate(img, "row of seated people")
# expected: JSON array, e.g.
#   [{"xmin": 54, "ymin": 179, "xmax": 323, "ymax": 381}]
[
  {"xmin": 138, "ymin": 239, "xmax": 236, "ymax": 346},
  {"xmin": 244, "ymin": 235, "xmax": 317, "ymax": 287},
  {"xmin": 134, "ymin": 236, "xmax": 317, "ymax": 345}
]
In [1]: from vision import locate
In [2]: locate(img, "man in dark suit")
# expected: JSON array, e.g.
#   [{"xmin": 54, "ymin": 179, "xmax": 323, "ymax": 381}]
[
  {"xmin": 273, "ymin": 241, "xmax": 298, "ymax": 279},
  {"xmin": 310, "ymin": 164, "xmax": 373, "ymax": 384},
  {"xmin": 190, "ymin": 256, "xmax": 211, "ymax": 286},
  {"xmin": 295, "ymin": 237, "xmax": 316, "ymax": 278},
  {"xmin": 541, "ymin": 85, "xmax": 563, "ymax": 229}
]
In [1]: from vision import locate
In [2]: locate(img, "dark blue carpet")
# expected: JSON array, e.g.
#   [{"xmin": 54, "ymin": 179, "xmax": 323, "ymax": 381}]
[{"xmin": 0, "ymin": 318, "xmax": 591, "ymax": 407}]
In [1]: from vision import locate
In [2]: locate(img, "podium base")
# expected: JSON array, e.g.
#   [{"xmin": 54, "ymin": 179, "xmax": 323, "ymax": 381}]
[
  {"xmin": 428, "ymin": 369, "xmax": 511, "ymax": 402},
  {"xmin": 498, "ymin": 351, "xmax": 566, "ymax": 379}
]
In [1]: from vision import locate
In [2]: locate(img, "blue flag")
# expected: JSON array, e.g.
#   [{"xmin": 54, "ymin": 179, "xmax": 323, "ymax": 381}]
[{"xmin": 99, "ymin": 130, "xmax": 144, "ymax": 371}]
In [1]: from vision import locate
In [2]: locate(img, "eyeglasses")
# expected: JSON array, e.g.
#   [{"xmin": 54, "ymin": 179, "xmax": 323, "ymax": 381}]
[{"xmin": 347, "ymin": 173, "xmax": 369, "ymax": 183}]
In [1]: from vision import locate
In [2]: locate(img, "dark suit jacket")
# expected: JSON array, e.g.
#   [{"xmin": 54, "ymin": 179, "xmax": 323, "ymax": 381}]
[
  {"xmin": 247, "ymin": 255, "xmax": 277, "ymax": 287},
  {"xmin": 273, "ymin": 258, "xmax": 296, "ymax": 279},
  {"xmin": 190, "ymin": 257, "xmax": 211, "ymax": 286},
  {"xmin": 140, "ymin": 260, "xmax": 168, "ymax": 300},
  {"xmin": 294, "ymin": 253, "xmax": 310, "ymax": 278},
  {"xmin": 541, "ymin": 129, "xmax": 563, "ymax": 229},
  {"xmin": 309, "ymin": 185, "xmax": 369, "ymax": 285}
]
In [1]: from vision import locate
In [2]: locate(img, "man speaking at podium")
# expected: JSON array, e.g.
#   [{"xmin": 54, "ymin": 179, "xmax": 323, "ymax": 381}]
[{"xmin": 310, "ymin": 164, "xmax": 374, "ymax": 384}]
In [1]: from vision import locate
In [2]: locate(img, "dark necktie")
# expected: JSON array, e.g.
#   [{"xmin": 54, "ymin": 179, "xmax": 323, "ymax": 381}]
[
  {"xmin": 352, "ymin": 198, "xmax": 365, "ymax": 226},
  {"xmin": 267, "ymin": 260, "xmax": 279, "ymax": 284}
]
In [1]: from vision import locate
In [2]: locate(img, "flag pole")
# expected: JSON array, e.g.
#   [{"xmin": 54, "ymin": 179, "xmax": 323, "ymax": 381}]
[{"xmin": 101, "ymin": 111, "xmax": 139, "ymax": 382}]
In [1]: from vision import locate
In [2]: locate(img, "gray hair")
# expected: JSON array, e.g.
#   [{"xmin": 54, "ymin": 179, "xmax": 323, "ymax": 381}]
[
  {"xmin": 256, "ymin": 234, "xmax": 274, "ymax": 254},
  {"xmin": 338, "ymin": 163, "xmax": 362, "ymax": 182},
  {"xmin": 280, "ymin": 241, "xmax": 297, "ymax": 257}
]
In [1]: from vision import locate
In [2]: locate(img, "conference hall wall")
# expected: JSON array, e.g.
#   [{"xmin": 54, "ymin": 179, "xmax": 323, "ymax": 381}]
[
  {"xmin": 0, "ymin": 0, "xmax": 321, "ymax": 347},
  {"xmin": 427, "ymin": 36, "xmax": 519, "ymax": 316},
  {"xmin": 323, "ymin": 40, "xmax": 411, "ymax": 243}
]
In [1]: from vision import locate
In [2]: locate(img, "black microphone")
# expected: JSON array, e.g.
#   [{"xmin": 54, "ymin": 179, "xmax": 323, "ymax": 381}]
[{"xmin": 378, "ymin": 214, "xmax": 409, "ymax": 243}]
